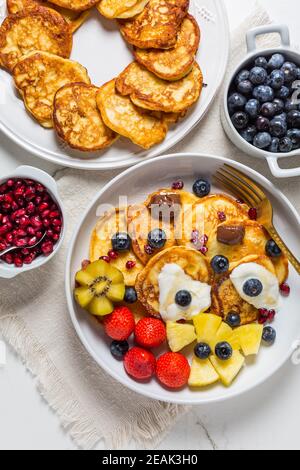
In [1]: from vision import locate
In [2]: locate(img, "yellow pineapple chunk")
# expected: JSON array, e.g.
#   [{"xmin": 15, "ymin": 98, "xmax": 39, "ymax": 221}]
[
  {"xmin": 210, "ymin": 351, "xmax": 245, "ymax": 386},
  {"xmin": 210, "ymin": 322, "xmax": 240, "ymax": 351},
  {"xmin": 193, "ymin": 313, "xmax": 222, "ymax": 344},
  {"xmin": 167, "ymin": 322, "xmax": 196, "ymax": 352},
  {"xmin": 188, "ymin": 357, "xmax": 219, "ymax": 387},
  {"xmin": 234, "ymin": 324, "xmax": 263, "ymax": 356}
]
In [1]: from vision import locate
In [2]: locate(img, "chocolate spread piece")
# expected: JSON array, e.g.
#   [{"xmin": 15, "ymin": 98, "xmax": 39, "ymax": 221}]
[
  {"xmin": 148, "ymin": 192, "xmax": 181, "ymax": 220},
  {"xmin": 217, "ymin": 225, "xmax": 245, "ymax": 246}
]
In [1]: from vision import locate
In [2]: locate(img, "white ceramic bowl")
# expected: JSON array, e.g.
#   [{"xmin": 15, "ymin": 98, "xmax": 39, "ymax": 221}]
[
  {"xmin": 66, "ymin": 153, "xmax": 300, "ymax": 404},
  {"xmin": 221, "ymin": 24, "xmax": 300, "ymax": 178},
  {"xmin": 0, "ymin": 166, "xmax": 65, "ymax": 279}
]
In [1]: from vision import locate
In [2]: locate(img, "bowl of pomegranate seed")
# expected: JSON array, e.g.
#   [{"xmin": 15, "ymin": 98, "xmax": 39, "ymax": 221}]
[{"xmin": 0, "ymin": 166, "xmax": 65, "ymax": 278}]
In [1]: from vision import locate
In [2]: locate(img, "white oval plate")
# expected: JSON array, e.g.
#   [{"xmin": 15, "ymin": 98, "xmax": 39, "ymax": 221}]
[
  {"xmin": 0, "ymin": 1, "xmax": 229, "ymax": 170},
  {"xmin": 66, "ymin": 153, "xmax": 300, "ymax": 404}
]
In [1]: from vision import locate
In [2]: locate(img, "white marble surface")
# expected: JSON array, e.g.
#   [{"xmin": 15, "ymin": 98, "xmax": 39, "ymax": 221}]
[{"xmin": 1, "ymin": 0, "xmax": 300, "ymax": 450}]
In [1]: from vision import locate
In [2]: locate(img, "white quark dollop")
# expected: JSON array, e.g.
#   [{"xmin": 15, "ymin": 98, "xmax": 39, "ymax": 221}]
[
  {"xmin": 158, "ymin": 263, "xmax": 211, "ymax": 322},
  {"xmin": 230, "ymin": 262, "xmax": 280, "ymax": 310}
]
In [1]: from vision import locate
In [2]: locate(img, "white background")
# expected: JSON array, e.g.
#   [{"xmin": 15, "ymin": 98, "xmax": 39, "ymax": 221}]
[{"xmin": 1, "ymin": 0, "xmax": 300, "ymax": 450}]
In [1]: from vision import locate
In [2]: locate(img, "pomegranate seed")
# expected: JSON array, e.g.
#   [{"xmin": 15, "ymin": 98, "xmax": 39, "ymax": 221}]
[
  {"xmin": 27, "ymin": 226, "xmax": 35, "ymax": 235},
  {"xmin": 100, "ymin": 255, "xmax": 110, "ymax": 263},
  {"xmin": 248, "ymin": 208, "xmax": 257, "ymax": 220},
  {"xmin": 27, "ymin": 202, "xmax": 35, "ymax": 214},
  {"xmin": 0, "ymin": 184, "xmax": 8, "ymax": 192},
  {"xmin": 4, "ymin": 194, "xmax": 13, "ymax": 204},
  {"xmin": 14, "ymin": 180, "xmax": 23, "ymax": 188},
  {"xmin": 268, "ymin": 310, "xmax": 276, "ymax": 322},
  {"xmin": 19, "ymin": 215, "xmax": 30, "ymax": 227},
  {"xmin": 0, "ymin": 224, "xmax": 10, "ymax": 235},
  {"xmin": 200, "ymin": 246, "xmax": 208, "ymax": 255},
  {"xmin": 16, "ymin": 197, "xmax": 25, "ymax": 207},
  {"xmin": 3, "ymin": 253, "xmax": 13, "ymax": 264},
  {"xmin": 41, "ymin": 210, "xmax": 50, "ymax": 218},
  {"xmin": 108, "ymin": 250, "xmax": 118, "ymax": 260},
  {"xmin": 15, "ymin": 228, "xmax": 27, "ymax": 237},
  {"xmin": 23, "ymin": 254, "xmax": 35, "ymax": 264},
  {"xmin": 52, "ymin": 233, "xmax": 60, "ymax": 241},
  {"xmin": 199, "ymin": 234, "xmax": 208, "ymax": 245},
  {"xmin": 41, "ymin": 241, "xmax": 54, "ymax": 256},
  {"xmin": 43, "ymin": 218, "xmax": 51, "ymax": 227},
  {"xmin": 144, "ymin": 244, "xmax": 154, "ymax": 255},
  {"xmin": 52, "ymin": 218, "xmax": 61, "ymax": 227},
  {"xmin": 35, "ymin": 184, "xmax": 45, "ymax": 193},
  {"xmin": 191, "ymin": 230, "xmax": 199, "ymax": 242},
  {"xmin": 36, "ymin": 231, "xmax": 43, "ymax": 239},
  {"xmin": 21, "ymin": 248, "xmax": 30, "ymax": 255},
  {"xmin": 14, "ymin": 257, "xmax": 23, "ymax": 268},
  {"xmin": 11, "ymin": 202, "xmax": 18, "ymax": 211},
  {"xmin": 218, "ymin": 211, "xmax": 226, "ymax": 222},
  {"xmin": 15, "ymin": 238, "xmax": 28, "ymax": 248},
  {"xmin": 2, "ymin": 203, "xmax": 11, "ymax": 211},
  {"xmin": 30, "ymin": 216, "xmax": 43, "ymax": 229},
  {"xmin": 172, "ymin": 180, "xmax": 184, "ymax": 190},
  {"xmin": 46, "ymin": 229, "xmax": 54, "ymax": 238},
  {"xmin": 126, "ymin": 260, "xmax": 136, "ymax": 270},
  {"xmin": 7, "ymin": 179, "xmax": 14, "ymax": 188},
  {"xmin": 35, "ymin": 196, "xmax": 42, "ymax": 205},
  {"xmin": 14, "ymin": 187, "xmax": 25, "ymax": 197},
  {"xmin": 53, "ymin": 225, "xmax": 61, "ymax": 234},
  {"xmin": 81, "ymin": 259, "xmax": 90, "ymax": 270},
  {"xmin": 280, "ymin": 283, "xmax": 290, "ymax": 297},
  {"xmin": 49, "ymin": 210, "xmax": 60, "ymax": 219},
  {"xmin": 0, "ymin": 241, "xmax": 7, "ymax": 250},
  {"xmin": 12, "ymin": 209, "xmax": 26, "ymax": 220},
  {"xmin": 39, "ymin": 202, "xmax": 49, "ymax": 212},
  {"xmin": 258, "ymin": 308, "xmax": 269, "ymax": 324},
  {"xmin": 2, "ymin": 215, "xmax": 10, "ymax": 225},
  {"xmin": 5, "ymin": 233, "xmax": 13, "ymax": 244},
  {"xmin": 28, "ymin": 236, "xmax": 37, "ymax": 246}
]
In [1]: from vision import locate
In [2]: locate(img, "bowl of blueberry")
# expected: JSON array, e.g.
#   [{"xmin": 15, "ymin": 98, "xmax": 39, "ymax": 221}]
[
  {"xmin": 222, "ymin": 24, "xmax": 300, "ymax": 178},
  {"xmin": 0, "ymin": 166, "xmax": 65, "ymax": 278}
]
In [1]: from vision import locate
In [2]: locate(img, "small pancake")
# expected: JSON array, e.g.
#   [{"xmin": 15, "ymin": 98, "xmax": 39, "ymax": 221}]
[
  {"xmin": 90, "ymin": 208, "xmax": 143, "ymax": 286},
  {"xmin": 207, "ymin": 219, "xmax": 289, "ymax": 285},
  {"xmin": 13, "ymin": 51, "xmax": 90, "ymax": 128},
  {"xmin": 116, "ymin": 61, "xmax": 203, "ymax": 113},
  {"xmin": 44, "ymin": 0, "xmax": 98, "ymax": 11},
  {"xmin": 53, "ymin": 83, "xmax": 118, "ymax": 152},
  {"xmin": 179, "ymin": 194, "xmax": 250, "ymax": 248},
  {"xmin": 0, "ymin": 7, "xmax": 72, "ymax": 72},
  {"xmin": 7, "ymin": 0, "xmax": 90, "ymax": 33},
  {"xmin": 119, "ymin": 0, "xmax": 189, "ymax": 49},
  {"xmin": 134, "ymin": 15, "xmax": 200, "ymax": 81},
  {"xmin": 96, "ymin": 79, "xmax": 168, "ymax": 149},
  {"xmin": 97, "ymin": 0, "xmax": 149, "ymax": 19},
  {"xmin": 136, "ymin": 246, "xmax": 211, "ymax": 317},
  {"xmin": 128, "ymin": 204, "xmax": 177, "ymax": 265}
]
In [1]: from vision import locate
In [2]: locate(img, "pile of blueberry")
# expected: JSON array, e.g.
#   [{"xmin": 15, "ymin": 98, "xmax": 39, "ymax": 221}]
[{"xmin": 228, "ymin": 53, "xmax": 300, "ymax": 152}]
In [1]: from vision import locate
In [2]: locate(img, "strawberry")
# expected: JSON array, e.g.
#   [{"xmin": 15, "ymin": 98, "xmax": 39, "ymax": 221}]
[
  {"xmin": 156, "ymin": 352, "xmax": 190, "ymax": 389},
  {"xmin": 135, "ymin": 317, "xmax": 166, "ymax": 349},
  {"xmin": 124, "ymin": 347, "xmax": 156, "ymax": 380},
  {"xmin": 103, "ymin": 306, "xmax": 135, "ymax": 341}
]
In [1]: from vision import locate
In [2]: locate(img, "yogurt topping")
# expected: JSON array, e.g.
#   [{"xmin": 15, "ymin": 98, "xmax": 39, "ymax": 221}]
[
  {"xmin": 158, "ymin": 263, "xmax": 211, "ymax": 322},
  {"xmin": 230, "ymin": 262, "xmax": 280, "ymax": 310}
]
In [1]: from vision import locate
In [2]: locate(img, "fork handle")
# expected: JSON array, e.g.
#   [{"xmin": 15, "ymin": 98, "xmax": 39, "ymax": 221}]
[{"xmin": 267, "ymin": 226, "xmax": 300, "ymax": 275}]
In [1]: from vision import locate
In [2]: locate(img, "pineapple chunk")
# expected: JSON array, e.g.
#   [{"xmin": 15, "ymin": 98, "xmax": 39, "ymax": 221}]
[
  {"xmin": 210, "ymin": 351, "xmax": 245, "ymax": 386},
  {"xmin": 167, "ymin": 322, "xmax": 196, "ymax": 352},
  {"xmin": 210, "ymin": 322, "xmax": 240, "ymax": 351},
  {"xmin": 234, "ymin": 324, "xmax": 263, "ymax": 356},
  {"xmin": 193, "ymin": 313, "xmax": 222, "ymax": 344},
  {"xmin": 188, "ymin": 357, "xmax": 219, "ymax": 387}
]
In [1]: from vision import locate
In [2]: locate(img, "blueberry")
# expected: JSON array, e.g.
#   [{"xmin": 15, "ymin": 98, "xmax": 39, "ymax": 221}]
[
  {"xmin": 226, "ymin": 312, "xmax": 241, "ymax": 328},
  {"xmin": 262, "ymin": 326, "xmax": 276, "ymax": 345},
  {"xmin": 240, "ymin": 125, "xmax": 257, "ymax": 143},
  {"xmin": 194, "ymin": 342, "xmax": 211, "ymax": 360},
  {"xmin": 266, "ymin": 239, "xmax": 282, "ymax": 258},
  {"xmin": 175, "ymin": 290, "xmax": 192, "ymax": 307},
  {"xmin": 228, "ymin": 93, "xmax": 247, "ymax": 114},
  {"xmin": 268, "ymin": 137, "xmax": 280, "ymax": 153},
  {"xmin": 260, "ymin": 102, "xmax": 276, "ymax": 118},
  {"xmin": 211, "ymin": 255, "xmax": 229, "ymax": 274},
  {"xmin": 235, "ymin": 69, "xmax": 250, "ymax": 85},
  {"xmin": 110, "ymin": 340, "xmax": 129, "ymax": 359},
  {"xmin": 285, "ymin": 98, "xmax": 298, "ymax": 112},
  {"xmin": 287, "ymin": 110, "xmax": 300, "ymax": 128},
  {"xmin": 272, "ymin": 98, "xmax": 285, "ymax": 115},
  {"xmin": 237, "ymin": 80, "xmax": 253, "ymax": 95},
  {"xmin": 124, "ymin": 286, "xmax": 138, "ymax": 304},
  {"xmin": 215, "ymin": 342, "xmax": 233, "ymax": 361},
  {"xmin": 245, "ymin": 99, "xmax": 260, "ymax": 119},
  {"xmin": 281, "ymin": 62, "xmax": 298, "ymax": 83},
  {"xmin": 231, "ymin": 111, "xmax": 249, "ymax": 130},
  {"xmin": 253, "ymin": 85, "xmax": 274, "ymax": 103},
  {"xmin": 249, "ymin": 66, "xmax": 268, "ymax": 85},
  {"xmin": 256, "ymin": 116, "xmax": 270, "ymax": 132},
  {"xmin": 276, "ymin": 112, "xmax": 287, "ymax": 123},
  {"xmin": 269, "ymin": 69, "xmax": 285, "ymax": 89},
  {"xmin": 243, "ymin": 279, "xmax": 263, "ymax": 297},
  {"xmin": 268, "ymin": 53, "xmax": 285, "ymax": 70},
  {"xmin": 287, "ymin": 128, "xmax": 300, "ymax": 149},
  {"xmin": 148, "ymin": 228, "xmax": 167, "ymax": 249},
  {"xmin": 276, "ymin": 86, "xmax": 290, "ymax": 100},
  {"xmin": 279, "ymin": 136, "xmax": 293, "ymax": 153},
  {"xmin": 253, "ymin": 132, "xmax": 272, "ymax": 149},
  {"xmin": 193, "ymin": 178, "xmax": 211, "ymax": 198},
  {"xmin": 255, "ymin": 56, "xmax": 268, "ymax": 69},
  {"xmin": 270, "ymin": 117, "xmax": 287, "ymax": 138},
  {"xmin": 112, "ymin": 232, "xmax": 131, "ymax": 252}
]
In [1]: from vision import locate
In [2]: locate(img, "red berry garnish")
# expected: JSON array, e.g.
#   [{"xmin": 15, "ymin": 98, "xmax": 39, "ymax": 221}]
[
  {"xmin": 218, "ymin": 211, "xmax": 226, "ymax": 222},
  {"xmin": 268, "ymin": 310, "xmax": 276, "ymax": 322},
  {"xmin": 108, "ymin": 249, "xmax": 118, "ymax": 260},
  {"xmin": 200, "ymin": 246, "xmax": 208, "ymax": 255},
  {"xmin": 41, "ymin": 241, "xmax": 54, "ymax": 255},
  {"xmin": 156, "ymin": 352, "xmax": 190, "ymax": 389},
  {"xmin": 103, "ymin": 306, "xmax": 135, "ymax": 341},
  {"xmin": 172, "ymin": 180, "xmax": 184, "ymax": 190},
  {"xmin": 258, "ymin": 308, "xmax": 269, "ymax": 324},
  {"xmin": 126, "ymin": 260, "xmax": 136, "ymax": 270},
  {"xmin": 124, "ymin": 347, "xmax": 156, "ymax": 381},
  {"xmin": 135, "ymin": 317, "xmax": 166, "ymax": 349},
  {"xmin": 100, "ymin": 255, "xmax": 110, "ymax": 263},
  {"xmin": 199, "ymin": 234, "xmax": 208, "ymax": 245},
  {"xmin": 81, "ymin": 259, "xmax": 91, "ymax": 270},
  {"xmin": 280, "ymin": 282, "xmax": 290, "ymax": 297},
  {"xmin": 248, "ymin": 207, "xmax": 258, "ymax": 220}
]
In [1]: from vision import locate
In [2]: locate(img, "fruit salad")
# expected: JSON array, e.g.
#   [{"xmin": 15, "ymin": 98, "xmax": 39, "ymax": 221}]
[{"xmin": 73, "ymin": 178, "xmax": 290, "ymax": 390}]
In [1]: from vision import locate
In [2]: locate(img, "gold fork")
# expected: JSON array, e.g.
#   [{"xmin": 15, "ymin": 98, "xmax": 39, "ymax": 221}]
[{"xmin": 215, "ymin": 164, "xmax": 300, "ymax": 275}]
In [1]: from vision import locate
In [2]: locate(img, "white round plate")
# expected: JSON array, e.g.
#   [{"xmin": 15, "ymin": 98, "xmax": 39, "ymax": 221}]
[
  {"xmin": 0, "ymin": 1, "xmax": 229, "ymax": 170},
  {"xmin": 66, "ymin": 153, "xmax": 300, "ymax": 404}
]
